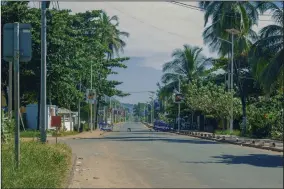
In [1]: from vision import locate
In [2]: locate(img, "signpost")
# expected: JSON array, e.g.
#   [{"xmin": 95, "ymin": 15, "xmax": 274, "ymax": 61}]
[
  {"xmin": 51, "ymin": 116, "xmax": 61, "ymax": 144},
  {"xmin": 3, "ymin": 23, "xmax": 32, "ymax": 168},
  {"xmin": 86, "ymin": 89, "xmax": 96, "ymax": 104}
]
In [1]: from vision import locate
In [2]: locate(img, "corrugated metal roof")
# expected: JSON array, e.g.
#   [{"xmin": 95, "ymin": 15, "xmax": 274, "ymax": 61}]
[{"xmin": 57, "ymin": 108, "xmax": 72, "ymax": 114}]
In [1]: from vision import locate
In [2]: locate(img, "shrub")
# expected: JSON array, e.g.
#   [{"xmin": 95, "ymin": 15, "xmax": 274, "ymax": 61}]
[{"xmin": 2, "ymin": 141, "xmax": 72, "ymax": 188}]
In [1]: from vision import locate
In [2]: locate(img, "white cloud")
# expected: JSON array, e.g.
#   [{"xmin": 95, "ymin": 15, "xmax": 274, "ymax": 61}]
[{"xmin": 58, "ymin": 2, "xmax": 217, "ymax": 70}]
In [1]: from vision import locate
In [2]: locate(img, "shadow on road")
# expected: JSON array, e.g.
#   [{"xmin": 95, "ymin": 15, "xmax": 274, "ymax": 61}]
[
  {"xmin": 79, "ymin": 136, "xmax": 217, "ymax": 144},
  {"xmin": 181, "ymin": 154, "xmax": 283, "ymax": 168}
]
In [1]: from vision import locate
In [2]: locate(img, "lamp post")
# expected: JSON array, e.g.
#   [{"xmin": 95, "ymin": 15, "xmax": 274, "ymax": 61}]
[
  {"xmin": 218, "ymin": 28, "xmax": 240, "ymax": 133},
  {"xmin": 178, "ymin": 76, "xmax": 181, "ymax": 133}
]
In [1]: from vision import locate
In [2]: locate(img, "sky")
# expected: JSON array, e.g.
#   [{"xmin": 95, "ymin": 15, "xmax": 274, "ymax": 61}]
[{"xmin": 35, "ymin": 1, "xmax": 274, "ymax": 104}]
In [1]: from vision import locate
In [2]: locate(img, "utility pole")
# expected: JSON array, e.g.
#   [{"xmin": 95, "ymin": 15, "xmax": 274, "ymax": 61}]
[
  {"xmin": 90, "ymin": 63, "xmax": 93, "ymax": 132},
  {"xmin": 178, "ymin": 77, "xmax": 181, "ymax": 133},
  {"xmin": 93, "ymin": 90, "xmax": 96, "ymax": 130},
  {"xmin": 77, "ymin": 76, "xmax": 81, "ymax": 132},
  {"xmin": 152, "ymin": 100, "xmax": 154, "ymax": 125},
  {"xmin": 14, "ymin": 22, "xmax": 20, "ymax": 168},
  {"xmin": 144, "ymin": 105, "xmax": 146, "ymax": 122},
  {"xmin": 40, "ymin": 1, "xmax": 47, "ymax": 143},
  {"xmin": 230, "ymin": 33, "xmax": 234, "ymax": 132},
  {"xmin": 110, "ymin": 97, "xmax": 112, "ymax": 124},
  {"xmin": 114, "ymin": 101, "xmax": 117, "ymax": 123},
  {"xmin": 8, "ymin": 61, "xmax": 12, "ymax": 118},
  {"xmin": 103, "ymin": 95, "xmax": 106, "ymax": 123}
]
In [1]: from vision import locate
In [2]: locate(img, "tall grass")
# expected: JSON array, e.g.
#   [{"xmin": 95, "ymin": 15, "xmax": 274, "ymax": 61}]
[
  {"xmin": 2, "ymin": 141, "xmax": 72, "ymax": 188},
  {"xmin": 214, "ymin": 129, "xmax": 241, "ymax": 136}
]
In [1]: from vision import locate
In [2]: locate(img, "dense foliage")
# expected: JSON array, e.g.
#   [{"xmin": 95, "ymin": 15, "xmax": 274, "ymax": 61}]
[
  {"xmin": 1, "ymin": 2, "xmax": 130, "ymax": 128},
  {"xmin": 137, "ymin": 1, "xmax": 283, "ymax": 140}
]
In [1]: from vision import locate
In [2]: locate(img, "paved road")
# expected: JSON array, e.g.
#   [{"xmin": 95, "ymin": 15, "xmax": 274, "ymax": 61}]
[{"xmin": 66, "ymin": 122, "xmax": 283, "ymax": 188}]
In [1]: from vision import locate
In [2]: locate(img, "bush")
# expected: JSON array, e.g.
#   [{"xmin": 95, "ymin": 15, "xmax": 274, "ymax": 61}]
[
  {"xmin": 246, "ymin": 95, "xmax": 283, "ymax": 140},
  {"xmin": 2, "ymin": 141, "xmax": 72, "ymax": 188},
  {"xmin": 82, "ymin": 123, "xmax": 90, "ymax": 131},
  {"xmin": 1, "ymin": 111, "xmax": 15, "ymax": 143},
  {"xmin": 214, "ymin": 129, "xmax": 241, "ymax": 136}
]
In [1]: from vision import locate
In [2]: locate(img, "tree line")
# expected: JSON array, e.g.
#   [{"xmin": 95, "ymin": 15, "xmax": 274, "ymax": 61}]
[
  {"xmin": 1, "ymin": 2, "xmax": 130, "ymax": 128},
  {"xmin": 155, "ymin": 2, "xmax": 283, "ymax": 140}
]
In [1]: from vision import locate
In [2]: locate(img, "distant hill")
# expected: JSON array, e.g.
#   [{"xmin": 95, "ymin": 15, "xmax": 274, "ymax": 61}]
[{"xmin": 122, "ymin": 103, "xmax": 134, "ymax": 113}]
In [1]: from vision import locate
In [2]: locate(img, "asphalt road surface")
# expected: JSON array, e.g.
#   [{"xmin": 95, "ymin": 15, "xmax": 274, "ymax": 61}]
[{"xmin": 67, "ymin": 122, "xmax": 283, "ymax": 188}]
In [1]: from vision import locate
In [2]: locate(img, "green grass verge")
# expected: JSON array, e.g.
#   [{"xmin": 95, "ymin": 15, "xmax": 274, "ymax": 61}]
[
  {"xmin": 20, "ymin": 130, "xmax": 79, "ymax": 138},
  {"xmin": 20, "ymin": 130, "xmax": 40, "ymax": 138},
  {"xmin": 2, "ymin": 141, "xmax": 72, "ymax": 188},
  {"xmin": 52, "ymin": 131, "xmax": 79, "ymax": 137},
  {"xmin": 214, "ymin": 129, "xmax": 241, "ymax": 136}
]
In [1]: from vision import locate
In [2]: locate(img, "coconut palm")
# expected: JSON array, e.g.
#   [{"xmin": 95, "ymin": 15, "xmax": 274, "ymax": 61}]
[
  {"xmin": 199, "ymin": 1, "xmax": 259, "ymax": 56},
  {"xmin": 95, "ymin": 11, "xmax": 129, "ymax": 59},
  {"xmin": 250, "ymin": 2, "xmax": 283, "ymax": 93},
  {"xmin": 199, "ymin": 1, "xmax": 263, "ymax": 133},
  {"xmin": 161, "ymin": 45, "xmax": 211, "ymax": 92}
]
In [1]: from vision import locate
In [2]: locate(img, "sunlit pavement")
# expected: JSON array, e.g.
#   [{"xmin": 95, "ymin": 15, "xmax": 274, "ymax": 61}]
[{"xmin": 65, "ymin": 122, "xmax": 283, "ymax": 188}]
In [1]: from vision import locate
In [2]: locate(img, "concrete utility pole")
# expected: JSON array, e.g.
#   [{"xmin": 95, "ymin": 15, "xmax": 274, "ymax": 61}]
[
  {"xmin": 8, "ymin": 61, "xmax": 12, "ymax": 118},
  {"xmin": 230, "ymin": 32, "xmax": 234, "ymax": 132},
  {"xmin": 218, "ymin": 28, "xmax": 240, "ymax": 133},
  {"xmin": 177, "ymin": 77, "xmax": 181, "ymax": 133},
  {"xmin": 77, "ymin": 76, "xmax": 81, "ymax": 132},
  {"xmin": 93, "ymin": 91, "xmax": 96, "ymax": 130},
  {"xmin": 90, "ymin": 64, "xmax": 93, "ymax": 132},
  {"xmin": 40, "ymin": 2, "xmax": 47, "ymax": 143},
  {"xmin": 110, "ymin": 97, "xmax": 112, "ymax": 124},
  {"xmin": 14, "ymin": 22, "xmax": 20, "ymax": 168}
]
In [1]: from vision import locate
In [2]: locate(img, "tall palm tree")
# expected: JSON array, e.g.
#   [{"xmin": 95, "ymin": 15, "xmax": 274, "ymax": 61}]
[
  {"xmin": 250, "ymin": 2, "xmax": 283, "ymax": 93},
  {"xmin": 161, "ymin": 44, "xmax": 210, "ymax": 90},
  {"xmin": 199, "ymin": 1, "xmax": 259, "ymax": 56},
  {"xmin": 199, "ymin": 1, "xmax": 262, "ymax": 133},
  {"xmin": 96, "ymin": 11, "xmax": 129, "ymax": 60},
  {"xmin": 93, "ymin": 11, "xmax": 130, "ymax": 128}
]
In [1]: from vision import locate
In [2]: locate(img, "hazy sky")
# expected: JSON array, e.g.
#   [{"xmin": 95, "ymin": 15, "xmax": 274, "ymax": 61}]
[{"xmin": 38, "ymin": 2, "xmax": 273, "ymax": 104}]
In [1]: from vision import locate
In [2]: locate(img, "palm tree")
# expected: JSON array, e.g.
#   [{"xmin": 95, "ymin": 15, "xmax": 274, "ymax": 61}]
[
  {"xmin": 250, "ymin": 2, "xmax": 283, "ymax": 93},
  {"xmin": 199, "ymin": 1, "xmax": 259, "ymax": 56},
  {"xmin": 93, "ymin": 11, "xmax": 130, "ymax": 128},
  {"xmin": 161, "ymin": 44, "xmax": 210, "ymax": 89},
  {"xmin": 199, "ymin": 1, "xmax": 263, "ymax": 133},
  {"xmin": 95, "ymin": 11, "xmax": 130, "ymax": 60}
]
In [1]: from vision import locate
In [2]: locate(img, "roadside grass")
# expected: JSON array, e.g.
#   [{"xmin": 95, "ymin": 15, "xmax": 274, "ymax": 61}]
[
  {"xmin": 214, "ymin": 129, "xmax": 241, "ymax": 136},
  {"xmin": 2, "ymin": 141, "xmax": 72, "ymax": 188},
  {"xmin": 52, "ymin": 131, "xmax": 79, "ymax": 137},
  {"xmin": 20, "ymin": 130, "xmax": 40, "ymax": 138},
  {"xmin": 20, "ymin": 130, "xmax": 79, "ymax": 138}
]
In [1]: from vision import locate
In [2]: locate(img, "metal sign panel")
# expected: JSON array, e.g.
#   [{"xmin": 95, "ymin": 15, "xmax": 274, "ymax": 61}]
[
  {"xmin": 3, "ymin": 23, "xmax": 32, "ymax": 62},
  {"xmin": 86, "ymin": 89, "xmax": 96, "ymax": 104},
  {"xmin": 51, "ymin": 116, "xmax": 61, "ymax": 127}
]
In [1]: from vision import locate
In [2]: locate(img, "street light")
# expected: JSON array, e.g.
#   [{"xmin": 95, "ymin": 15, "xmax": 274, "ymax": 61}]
[{"xmin": 218, "ymin": 28, "xmax": 240, "ymax": 133}]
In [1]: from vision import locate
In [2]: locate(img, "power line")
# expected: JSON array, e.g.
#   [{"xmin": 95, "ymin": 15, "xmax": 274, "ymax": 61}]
[
  {"xmin": 169, "ymin": 1, "xmax": 274, "ymax": 22},
  {"xmin": 109, "ymin": 5, "xmax": 203, "ymax": 40}
]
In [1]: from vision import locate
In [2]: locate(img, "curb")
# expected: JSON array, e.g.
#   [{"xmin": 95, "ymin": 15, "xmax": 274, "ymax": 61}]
[
  {"xmin": 143, "ymin": 122, "xmax": 283, "ymax": 153},
  {"xmin": 177, "ymin": 132, "xmax": 283, "ymax": 153},
  {"xmin": 66, "ymin": 153, "xmax": 77, "ymax": 188}
]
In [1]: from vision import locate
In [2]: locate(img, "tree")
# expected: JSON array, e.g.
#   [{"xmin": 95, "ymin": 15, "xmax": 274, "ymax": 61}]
[
  {"xmin": 250, "ymin": 2, "xmax": 284, "ymax": 93},
  {"xmin": 1, "ymin": 3, "xmax": 131, "ymax": 131},
  {"xmin": 199, "ymin": 1, "xmax": 262, "ymax": 132},
  {"xmin": 184, "ymin": 80, "xmax": 242, "ymax": 130}
]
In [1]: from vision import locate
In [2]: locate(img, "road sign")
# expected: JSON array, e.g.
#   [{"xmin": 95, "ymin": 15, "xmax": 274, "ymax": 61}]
[
  {"xmin": 51, "ymin": 116, "xmax": 61, "ymax": 127},
  {"xmin": 86, "ymin": 89, "xmax": 96, "ymax": 104},
  {"xmin": 3, "ymin": 23, "xmax": 32, "ymax": 62},
  {"xmin": 174, "ymin": 93, "xmax": 184, "ymax": 103}
]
